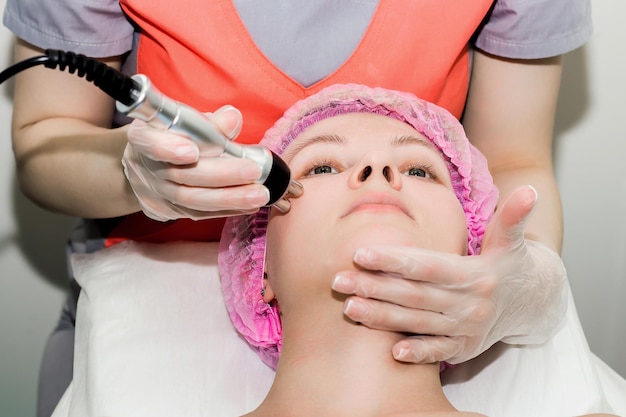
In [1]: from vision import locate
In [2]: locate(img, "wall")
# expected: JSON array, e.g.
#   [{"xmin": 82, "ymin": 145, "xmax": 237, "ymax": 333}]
[
  {"xmin": 0, "ymin": 0, "xmax": 73, "ymax": 415},
  {"xmin": 0, "ymin": 1, "xmax": 624, "ymax": 416},
  {"xmin": 555, "ymin": 0, "xmax": 626, "ymax": 381}
]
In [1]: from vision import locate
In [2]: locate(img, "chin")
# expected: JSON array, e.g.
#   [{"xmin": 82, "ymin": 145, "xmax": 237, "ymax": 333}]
[{"xmin": 327, "ymin": 231, "xmax": 420, "ymax": 271}]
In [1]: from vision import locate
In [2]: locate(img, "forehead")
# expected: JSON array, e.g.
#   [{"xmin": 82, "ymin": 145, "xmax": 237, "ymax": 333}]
[
  {"xmin": 283, "ymin": 112, "xmax": 434, "ymax": 160},
  {"xmin": 301, "ymin": 112, "xmax": 419, "ymax": 138}
]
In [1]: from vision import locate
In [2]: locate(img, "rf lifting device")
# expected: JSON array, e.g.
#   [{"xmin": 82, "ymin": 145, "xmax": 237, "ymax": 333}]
[{"xmin": 0, "ymin": 50, "xmax": 303, "ymax": 212}]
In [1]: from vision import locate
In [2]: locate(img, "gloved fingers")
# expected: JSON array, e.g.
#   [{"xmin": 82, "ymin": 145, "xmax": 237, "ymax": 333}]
[
  {"xmin": 206, "ymin": 105, "xmax": 243, "ymax": 140},
  {"xmin": 151, "ymin": 180, "xmax": 270, "ymax": 212},
  {"xmin": 340, "ymin": 295, "xmax": 476, "ymax": 337},
  {"xmin": 126, "ymin": 104, "xmax": 242, "ymax": 165},
  {"xmin": 481, "ymin": 185, "xmax": 537, "ymax": 254},
  {"xmin": 127, "ymin": 120, "xmax": 204, "ymax": 164},
  {"xmin": 351, "ymin": 245, "xmax": 484, "ymax": 287},
  {"xmin": 167, "ymin": 206, "xmax": 260, "ymax": 221},
  {"xmin": 136, "ymin": 190, "xmax": 259, "ymax": 221},
  {"xmin": 151, "ymin": 156, "xmax": 262, "ymax": 188},
  {"xmin": 332, "ymin": 269, "xmax": 477, "ymax": 312},
  {"xmin": 392, "ymin": 335, "xmax": 467, "ymax": 364}
]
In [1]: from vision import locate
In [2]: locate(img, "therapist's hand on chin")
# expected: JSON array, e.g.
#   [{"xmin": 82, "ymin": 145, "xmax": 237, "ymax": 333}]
[
  {"xmin": 121, "ymin": 105, "xmax": 270, "ymax": 221},
  {"xmin": 331, "ymin": 185, "xmax": 569, "ymax": 365}
]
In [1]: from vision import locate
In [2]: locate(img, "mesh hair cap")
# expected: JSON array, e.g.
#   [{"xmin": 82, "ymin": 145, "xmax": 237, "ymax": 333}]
[{"xmin": 218, "ymin": 84, "xmax": 499, "ymax": 369}]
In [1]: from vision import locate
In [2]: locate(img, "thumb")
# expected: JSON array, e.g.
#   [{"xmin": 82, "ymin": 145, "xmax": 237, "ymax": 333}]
[
  {"xmin": 481, "ymin": 185, "xmax": 538, "ymax": 253},
  {"xmin": 208, "ymin": 105, "xmax": 243, "ymax": 140}
]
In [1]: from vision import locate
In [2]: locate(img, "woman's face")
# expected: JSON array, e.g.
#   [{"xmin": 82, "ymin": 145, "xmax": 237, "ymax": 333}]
[{"xmin": 264, "ymin": 113, "xmax": 467, "ymax": 305}]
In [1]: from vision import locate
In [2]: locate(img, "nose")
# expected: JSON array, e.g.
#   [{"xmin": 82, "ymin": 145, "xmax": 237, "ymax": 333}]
[
  {"xmin": 358, "ymin": 165, "xmax": 393, "ymax": 182},
  {"xmin": 351, "ymin": 163, "xmax": 401, "ymax": 190}
]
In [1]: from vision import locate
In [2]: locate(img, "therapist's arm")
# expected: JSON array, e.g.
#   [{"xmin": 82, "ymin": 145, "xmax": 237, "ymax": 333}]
[
  {"xmin": 11, "ymin": 38, "xmax": 264, "ymax": 221},
  {"xmin": 11, "ymin": 38, "xmax": 138, "ymax": 218},
  {"xmin": 463, "ymin": 50, "xmax": 564, "ymax": 254}
]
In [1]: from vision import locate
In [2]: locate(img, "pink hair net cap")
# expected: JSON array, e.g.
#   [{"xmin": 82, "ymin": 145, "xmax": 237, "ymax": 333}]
[{"xmin": 218, "ymin": 84, "xmax": 499, "ymax": 369}]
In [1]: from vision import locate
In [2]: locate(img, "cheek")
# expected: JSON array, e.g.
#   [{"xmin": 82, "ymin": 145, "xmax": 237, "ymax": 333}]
[
  {"xmin": 404, "ymin": 183, "xmax": 468, "ymax": 254},
  {"xmin": 265, "ymin": 212, "xmax": 297, "ymax": 288},
  {"xmin": 427, "ymin": 194, "xmax": 468, "ymax": 254},
  {"xmin": 265, "ymin": 187, "xmax": 335, "ymax": 295}
]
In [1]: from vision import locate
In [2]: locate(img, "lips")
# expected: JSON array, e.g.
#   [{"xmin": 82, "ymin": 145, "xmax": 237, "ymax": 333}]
[{"xmin": 341, "ymin": 193, "xmax": 414, "ymax": 219}]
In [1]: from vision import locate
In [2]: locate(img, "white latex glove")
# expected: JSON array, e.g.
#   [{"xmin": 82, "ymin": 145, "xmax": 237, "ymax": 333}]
[
  {"xmin": 122, "ymin": 105, "xmax": 270, "ymax": 221},
  {"xmin": 331, "ymin": 185, "xmax": 568, "ymax": 365}
]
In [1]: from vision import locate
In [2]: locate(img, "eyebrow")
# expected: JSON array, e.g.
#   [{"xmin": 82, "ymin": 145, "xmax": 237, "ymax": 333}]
[
  {"xmin": 283, "ymin": 134, "xmax": 347, "ymax": 160},
  {"xmin": 284, "ymin": 133, "xmax": 439, "ymax": 160},
  {"xmin": 392, "ymin": 135, "xmax": 440, "ymax": 153}
]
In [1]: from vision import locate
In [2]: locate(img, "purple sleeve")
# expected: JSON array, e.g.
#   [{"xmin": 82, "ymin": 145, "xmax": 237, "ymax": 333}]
[
  {"xmin": 475, "ymin": 0, "xmax": 592, "ymax": 59},
  {"xmin": 3, "ymin": 0, "xmax": 134, "ymax": 57}
]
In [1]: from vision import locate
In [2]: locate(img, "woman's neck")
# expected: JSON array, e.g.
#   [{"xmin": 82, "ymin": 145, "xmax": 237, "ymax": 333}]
[{"xmin": 246, "ymin": 303, "xmax": 455, "ymax": 417}]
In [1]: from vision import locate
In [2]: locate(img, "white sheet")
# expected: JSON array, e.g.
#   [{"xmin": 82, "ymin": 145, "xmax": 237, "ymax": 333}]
[{"xmin": 52, "ymin": 241, "xmax": 626, "ymax": 417}]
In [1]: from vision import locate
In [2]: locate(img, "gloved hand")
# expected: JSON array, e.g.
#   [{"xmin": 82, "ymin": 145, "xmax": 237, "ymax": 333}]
[
  {"xmin": 122, "ymin": 105, "xmax": 270, "ymax": 221},
  {"xmin": 331, "ymin": 185, "xmax": 568, "ymax": 365}
]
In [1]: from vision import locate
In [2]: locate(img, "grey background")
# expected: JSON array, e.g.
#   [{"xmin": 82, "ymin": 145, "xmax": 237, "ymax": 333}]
[{"xmin": 0, "ymin": 0, "xmax": 624, "ymax": 415}]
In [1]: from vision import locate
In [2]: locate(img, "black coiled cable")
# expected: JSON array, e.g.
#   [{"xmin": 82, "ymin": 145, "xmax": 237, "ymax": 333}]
[{"xmin": 0, "ymin": 49, "xmax": 138, "ymax": 105}]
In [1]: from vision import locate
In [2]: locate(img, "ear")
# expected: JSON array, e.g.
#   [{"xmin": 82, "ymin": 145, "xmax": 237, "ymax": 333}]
[{"xmin": 262, "ymin": 273, "xmax": 276, "ymax": 303}]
